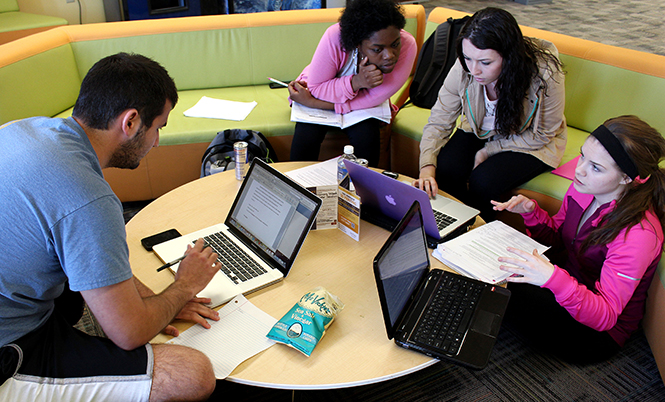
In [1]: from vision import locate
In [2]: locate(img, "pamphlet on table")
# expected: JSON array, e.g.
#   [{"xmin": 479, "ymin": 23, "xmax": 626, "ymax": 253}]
[
  {"xmin": 286, "ymin": 158, "xmax": 361, "ymax": 240},
  {"xmin": 433, "ymin": 220, "xmax": 549, "ymax": 284}
]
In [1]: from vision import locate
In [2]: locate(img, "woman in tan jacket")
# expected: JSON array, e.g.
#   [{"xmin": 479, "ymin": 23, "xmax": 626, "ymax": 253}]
[{"xmin": 413, "ymin": 7, "xmax": 566, "ymax": 220}]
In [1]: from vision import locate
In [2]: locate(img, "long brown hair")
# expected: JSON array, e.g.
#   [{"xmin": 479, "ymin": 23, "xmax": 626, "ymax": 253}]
[
  {"xmin": 456, "ymin": 8, "xmax": 563, "ymax": 138},
  {"xmin": 582, "ymin": 115, "xmax": 665, "ymax": 250}
]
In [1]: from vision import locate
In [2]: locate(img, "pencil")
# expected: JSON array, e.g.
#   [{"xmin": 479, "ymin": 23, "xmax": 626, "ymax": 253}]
[{"xmin": 267, "ymin": 77, "xmax": 289, "ymax": 88}]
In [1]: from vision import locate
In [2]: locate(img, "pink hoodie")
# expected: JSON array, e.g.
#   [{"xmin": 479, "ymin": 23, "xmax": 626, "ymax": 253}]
[{"xmin": 521, "ymin": 184, "xmax": 663, "ymax": 346}]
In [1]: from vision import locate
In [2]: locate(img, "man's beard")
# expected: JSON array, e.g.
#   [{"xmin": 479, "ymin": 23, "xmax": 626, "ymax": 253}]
[{"xmin": 107, "ymin": 125, "xmax": 149, "ymax": 170}]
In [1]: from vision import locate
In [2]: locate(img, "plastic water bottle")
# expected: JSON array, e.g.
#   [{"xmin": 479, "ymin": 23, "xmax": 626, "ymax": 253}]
[{"xmin": 337, "ymin": 145, "xmax": 358, "ymax": 187}]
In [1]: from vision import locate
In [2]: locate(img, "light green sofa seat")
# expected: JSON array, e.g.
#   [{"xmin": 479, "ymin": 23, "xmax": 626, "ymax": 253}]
[
  {"xmin": 0, "ymin": 11, "xmax": 65, "ymax": 33},
  {"xmin": 0, "ymin": 0, "xmax": 67, "ymax": 45},
  {"xmin": 55, "ymin": 85, "xmax": 295, "ymax": 146}
]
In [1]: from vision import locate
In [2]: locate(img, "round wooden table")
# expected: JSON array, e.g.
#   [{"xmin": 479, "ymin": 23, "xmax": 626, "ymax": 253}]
[{"xmin": 127, "ymin": 162, "xmax": 480, "ymax": 389}]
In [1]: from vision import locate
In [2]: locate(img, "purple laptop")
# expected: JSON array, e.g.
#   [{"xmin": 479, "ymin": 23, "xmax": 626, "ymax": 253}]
[{"xmin": 344, "ymin": 160, "xmax": 479, "ymax": 245}]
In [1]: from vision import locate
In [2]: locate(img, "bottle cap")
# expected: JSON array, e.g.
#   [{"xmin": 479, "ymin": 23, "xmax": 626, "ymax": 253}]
[{"xmin": 344, "ymin": 145, "xmax": 354, "ymax": 155}]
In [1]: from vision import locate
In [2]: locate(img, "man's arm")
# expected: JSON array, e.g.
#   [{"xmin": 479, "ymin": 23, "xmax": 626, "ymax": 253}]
[{"xmin": 81, "ymin": 239, "xmax": 219, "ymax": 350}]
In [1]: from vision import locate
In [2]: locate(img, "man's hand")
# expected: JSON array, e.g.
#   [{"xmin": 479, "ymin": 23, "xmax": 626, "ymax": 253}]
[
  {"xmin": 352, "ymin": 57, "xmax": 384, "ymax": 92},
  {"xmin": 174, "ymin": 238, "xmax": 219, "ymax": 295},
  {"xmin": 162, "ymin": 297, "xmax": 220, "ymax": 337},
  {"xmin": 412, "ymin": 164, "xmax": 438, "ymax": 199}
]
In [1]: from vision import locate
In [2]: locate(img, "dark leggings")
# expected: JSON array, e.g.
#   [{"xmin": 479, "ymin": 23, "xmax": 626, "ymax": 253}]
[
  {"xmin": 435, "ymin": 129, "xmax": 551, "ymax": 221},
  {"xmin": 290, "ymin": 119, "xmax": 381, "ymax": 166},
  {"xmin": 503, "ymin": 282, "xmax": 621, "ymax": 365}
]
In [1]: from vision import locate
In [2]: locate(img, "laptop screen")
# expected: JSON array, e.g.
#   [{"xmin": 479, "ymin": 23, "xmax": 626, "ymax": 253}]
[
  {"xmin": 227, "ymin": 160, "xmax": 321, "ymax": 271},
  {"xmin": 374, "ymin": 201, "xmax": 430, "ymax": 334}
]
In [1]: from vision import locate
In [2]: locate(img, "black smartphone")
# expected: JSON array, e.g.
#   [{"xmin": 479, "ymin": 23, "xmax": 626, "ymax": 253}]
[
  {"xmin": 141, "ymin": 229, "xmax": 182, "ymax": 251},
  {"xmin": 382, "ymin": 170, "xmax": 399, "ymax": 179}
]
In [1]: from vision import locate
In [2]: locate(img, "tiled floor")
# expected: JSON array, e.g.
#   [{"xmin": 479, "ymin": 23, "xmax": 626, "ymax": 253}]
[{"xmin": 419, "ymin": 0, "xmax": 665, "ymax": 56}]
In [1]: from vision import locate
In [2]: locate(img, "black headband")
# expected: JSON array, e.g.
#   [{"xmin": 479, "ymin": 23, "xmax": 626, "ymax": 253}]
[{"xmin": 590, "ymin": 125, "xmax": 639, "ymax": 179}]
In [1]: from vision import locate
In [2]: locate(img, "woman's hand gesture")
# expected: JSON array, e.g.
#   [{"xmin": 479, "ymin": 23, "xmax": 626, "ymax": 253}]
[
  {"xmin": 498, "ymin": 247, "xmax": 555, "ymax": 286},
  {"xmin": 491, "ymin": 194, "xmax": 536, "ymax": 214}
]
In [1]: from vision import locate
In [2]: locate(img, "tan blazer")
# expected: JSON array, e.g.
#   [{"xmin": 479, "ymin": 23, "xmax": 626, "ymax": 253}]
[{"xmin": 419, "ymin": 39, "xmax": 567, "ymax": 170}]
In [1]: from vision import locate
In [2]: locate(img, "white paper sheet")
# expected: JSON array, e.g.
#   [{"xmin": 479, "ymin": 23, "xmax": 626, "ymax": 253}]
[
  {"xmin": 285, "ymin": 157, "xmax": 338, "ymax": 187},
  {"xmin": 433, "ymin": 220, "xmax": 549, "ymax": 284},
  {"xmin": 183, "ymin": 96, "xmax": 257, "ymax": 121},
  {"xmin": 166, "ymin": 294, "xmax": 277, "ymax": 379}
]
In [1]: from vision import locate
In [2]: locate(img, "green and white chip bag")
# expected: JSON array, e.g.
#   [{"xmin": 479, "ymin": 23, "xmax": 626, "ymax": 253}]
[{"xmin": 267, "ymin": 287, "xmax": 344, "ymax": 356}]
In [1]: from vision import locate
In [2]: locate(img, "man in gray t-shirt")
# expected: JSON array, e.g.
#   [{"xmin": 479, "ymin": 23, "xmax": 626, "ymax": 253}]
[{"xmin": 0, "ymin": 53, "xmax": 222, "ymax": 402}]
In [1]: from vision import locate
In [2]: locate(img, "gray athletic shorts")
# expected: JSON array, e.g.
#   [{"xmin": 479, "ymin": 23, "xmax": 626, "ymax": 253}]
[{"xmin": 0, "ymin": 311, "xmax": 153, "ymax": 401}]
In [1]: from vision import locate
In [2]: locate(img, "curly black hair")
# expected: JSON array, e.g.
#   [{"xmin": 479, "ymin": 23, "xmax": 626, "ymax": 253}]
[
  {"xmin": 456, "ymin": 8, "xmax": 563, "ymax": 138},
  {"xmin": 338, "ymin": 0, "xmax": 406, "ymax": 52}
]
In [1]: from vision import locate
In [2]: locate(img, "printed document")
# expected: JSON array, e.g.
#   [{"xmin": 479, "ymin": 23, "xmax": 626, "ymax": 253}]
[
  {"xmin": 433, "ymin": 220, "xmax": 549, "ymax": 284},
  {"xmin": 167, "ymin": 294, "xmax": 276, "ymax": 379},
  {"xmin": 291, "ymin": 100, "xmax": 391, "ymax": 129},
  {"xmin": 184, "ymin": 96, "xmax": 257, "ymax": 121}
]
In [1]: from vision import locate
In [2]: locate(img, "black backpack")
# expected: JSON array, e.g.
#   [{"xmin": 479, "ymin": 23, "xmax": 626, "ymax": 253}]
[
  {"xmin": 200, "ymin": 129, "xmax": 278, "ymax": 177},
  {"xmin": 405, "ymin": 16, "xmax": 470, "ymax": 109}
]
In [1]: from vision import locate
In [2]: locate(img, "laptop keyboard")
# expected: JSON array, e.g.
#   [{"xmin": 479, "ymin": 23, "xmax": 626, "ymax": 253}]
[
  {"xmin": 414, "ymin": 273, "xmax": 484, "ymax": 356},
  {"xmin": 433, "ymin": 210, "xmax": 457, "ymax": 231},
  {"xmin": 203, "ymin": 232, "xmax": 268, "ymax": 284}
]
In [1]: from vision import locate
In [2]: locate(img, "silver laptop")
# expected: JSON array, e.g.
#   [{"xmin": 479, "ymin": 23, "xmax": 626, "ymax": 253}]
[
  {"xmin": 153, "ymin": 159, "xmax": 322, "ymax": 307},
  {"xmin": 344, "ymin": 161, "xmax": 479, "ymax": 247}
]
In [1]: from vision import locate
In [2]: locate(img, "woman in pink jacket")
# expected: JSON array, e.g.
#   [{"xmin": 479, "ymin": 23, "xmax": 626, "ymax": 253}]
[
  {"xmin": 288, "ymin": 0, "xmax": 416, "ymax": 166},
  {"xmin": 492, "ymin": 116, "xmax": 665, "ymax": 364}
]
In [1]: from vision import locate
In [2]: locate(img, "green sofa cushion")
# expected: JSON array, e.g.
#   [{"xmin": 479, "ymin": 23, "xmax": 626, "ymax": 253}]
[
  {"xmin": 0, "ymin": 44, "xmax": 80, "ymax": 124},
  {"xmin": 0, "ymin": 0, "xmax": 18, "ymax": 13},
  {"xmin": 70, "ymin": 21, "xmax": 338, "ymax": 91},
  {"xmin": 0, "ymin": 11, "xmax": 67, "ymax": 33},
  {"xmin": 561, "ymin": 54, "xmax": 665, "ymax": 135},
  {"xmin": 55, "ymin": 85, "xmax": 295, "ymax": 146}
]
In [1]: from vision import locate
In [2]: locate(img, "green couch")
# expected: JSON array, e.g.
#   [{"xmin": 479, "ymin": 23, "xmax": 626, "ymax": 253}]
[
  {"xmin": 0, "ymin": 6, "xmax": 425, "ymax": 201},
  {"xmin": 0, "ymin": 0, "xmax": 67, "ymax": 45},
  {"xmin": 391, "ymin": 6, "xmax": 665, "ymax": 383}
]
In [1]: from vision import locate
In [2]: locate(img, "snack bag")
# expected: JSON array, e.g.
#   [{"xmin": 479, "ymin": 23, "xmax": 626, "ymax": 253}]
[{"xmin": 267, "ymin": 287, "xmax": 344, "ymax": 356}]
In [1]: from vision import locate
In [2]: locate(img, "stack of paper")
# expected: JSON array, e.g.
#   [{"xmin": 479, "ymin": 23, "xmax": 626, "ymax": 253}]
[{"xmin": 433, "ymin": 220, "xmax": 549, "ymax": 284}]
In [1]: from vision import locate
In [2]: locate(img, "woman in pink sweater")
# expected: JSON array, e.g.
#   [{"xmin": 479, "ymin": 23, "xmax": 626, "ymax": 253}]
[
  {"xmin": 492, "ymin": 116, "xmax": 665, "ymax": 364},
  {"xmin": 288, "ymin": 0, "xmax": 416, "ymax": 166}
]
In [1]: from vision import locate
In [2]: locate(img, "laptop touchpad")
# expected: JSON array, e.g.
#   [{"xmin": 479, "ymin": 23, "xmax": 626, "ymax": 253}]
[{"xmin": 470, "ymin": 311, "xmax": 501, "ymax": 337}]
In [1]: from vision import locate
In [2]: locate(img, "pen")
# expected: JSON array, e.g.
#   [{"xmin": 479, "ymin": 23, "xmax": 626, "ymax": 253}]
[
  {"xmin": 267, "ymin": 77, "xmax": 289, "ymax": 88},
  {"xmin": 156, "ymin": 241, "xmax": 211, "ymax": 272},
  {"xmin": 156, "ymin": 255, "xmax": 186, "ymax": 272}
]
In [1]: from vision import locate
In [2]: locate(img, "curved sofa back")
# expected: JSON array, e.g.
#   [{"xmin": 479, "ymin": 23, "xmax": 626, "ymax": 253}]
[{"xmin": 0, "ymin": 6, "xmax": 425, "ymax": 126}]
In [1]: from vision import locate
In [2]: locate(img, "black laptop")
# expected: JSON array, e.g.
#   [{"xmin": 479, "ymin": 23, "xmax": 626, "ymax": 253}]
[{"xmin": 373, "ymin": 200, "xmax": 511, "ymax": 369}]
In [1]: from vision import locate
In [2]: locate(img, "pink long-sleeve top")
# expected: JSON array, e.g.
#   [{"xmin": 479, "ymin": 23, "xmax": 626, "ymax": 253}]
[
  {"xmin": 295, "ymin": 23, "xmax": 417, "ymax": 115},
  {"xmin": 521, "ymin": 184, "xmax": 663, "ymax": 346}
]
